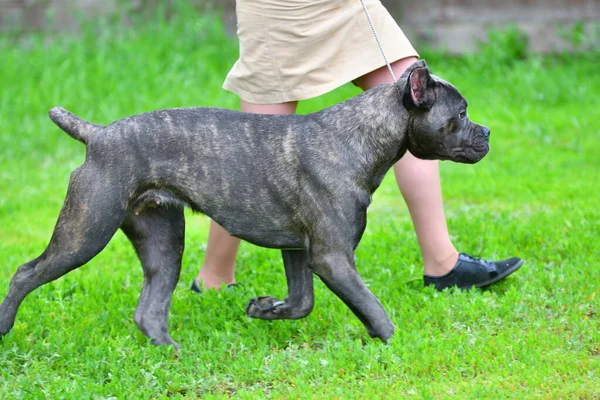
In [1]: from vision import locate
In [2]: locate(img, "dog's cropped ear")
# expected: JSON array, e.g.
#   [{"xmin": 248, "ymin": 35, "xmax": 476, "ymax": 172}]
[{"xmin": 402, "ymin": 60, "xmax": 437, "ymax": 111}]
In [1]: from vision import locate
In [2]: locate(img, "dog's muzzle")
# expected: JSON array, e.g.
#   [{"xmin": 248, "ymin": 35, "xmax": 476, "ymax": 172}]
[{"xmin": 452, "ymin": 126, "xmax": 490, "ymax": 164}]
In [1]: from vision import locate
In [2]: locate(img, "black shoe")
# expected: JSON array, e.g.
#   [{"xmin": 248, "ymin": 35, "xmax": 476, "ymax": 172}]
[
  {"xmin": 190, "ymin": 280, "xmax": 203, "ymax": 293},
  {"xmin": 190, "ymin": 280, "xmax": 243, "ymax": 294},
  {"xmin": 424, "ymin": 253, "xmax": 523, "ymax": 291}
]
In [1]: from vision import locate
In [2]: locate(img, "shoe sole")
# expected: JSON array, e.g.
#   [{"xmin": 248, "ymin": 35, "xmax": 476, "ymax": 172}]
[
  {"xmin": 190, "ymin": 281, "xmax": 243, "ymax": 294},
  {"xmin": 463, "ymin": 259, "xmax": 524, "ymax": 290}
]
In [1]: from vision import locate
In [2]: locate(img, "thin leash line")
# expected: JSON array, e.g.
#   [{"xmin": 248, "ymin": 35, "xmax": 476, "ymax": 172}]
[{"xmin": 359, "ymin": 0, "xmax": 397, "ymax": 83}]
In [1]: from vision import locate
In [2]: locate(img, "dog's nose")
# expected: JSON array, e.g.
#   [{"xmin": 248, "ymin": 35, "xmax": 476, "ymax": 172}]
[{"xmin": 482, "ymin": 127, "xmax": 491, "ymax": 138}]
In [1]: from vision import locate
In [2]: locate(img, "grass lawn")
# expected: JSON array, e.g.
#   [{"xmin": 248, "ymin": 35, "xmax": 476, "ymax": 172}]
[{"xmin": 0, "ymin": 8, "xmax": 599, "ymax": 399}]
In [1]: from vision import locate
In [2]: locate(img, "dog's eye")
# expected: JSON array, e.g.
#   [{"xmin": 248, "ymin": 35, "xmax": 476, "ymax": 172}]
[{"xmin": 459, "ymin": 110, "xmax": 467, "ymax": 119}]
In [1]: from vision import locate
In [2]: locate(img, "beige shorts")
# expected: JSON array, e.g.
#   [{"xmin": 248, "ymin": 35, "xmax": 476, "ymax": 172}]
[{"xmin": 222, "ymin": 0, "xmax": 419, "ymax": 104}]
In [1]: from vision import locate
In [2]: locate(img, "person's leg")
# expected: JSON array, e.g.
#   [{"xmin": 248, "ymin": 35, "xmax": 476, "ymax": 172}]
[
  {"xmin": 393, "ymin": 153, "xmax": 458, "ymax": 276},
  {"xmin": 354, "ymin": 56, "xmax": 458, "ymax": 276},
  {"xmin": 194, "ymin": 100, "xmax": 298, "ymax": 290}
]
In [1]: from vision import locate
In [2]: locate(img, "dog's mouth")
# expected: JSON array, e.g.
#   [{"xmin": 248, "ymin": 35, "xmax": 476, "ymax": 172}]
[
  {"xmin": 451, "ymin": 143, "xmax": 489, "ymax": 164},
  {"xmin": 410, "ymin": 139, "xmax": 489, "ymax": 164}
]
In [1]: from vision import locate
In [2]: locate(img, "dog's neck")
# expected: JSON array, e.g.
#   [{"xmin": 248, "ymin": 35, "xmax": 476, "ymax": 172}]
[{"xmin": 315, "ymin": 82, "xmax": 410, "ymax": 193}]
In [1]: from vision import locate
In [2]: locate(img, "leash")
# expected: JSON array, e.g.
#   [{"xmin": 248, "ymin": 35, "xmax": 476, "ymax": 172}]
[{"xmin": 359, "ymin": 0, "xmax": 397, "ymax": 83}]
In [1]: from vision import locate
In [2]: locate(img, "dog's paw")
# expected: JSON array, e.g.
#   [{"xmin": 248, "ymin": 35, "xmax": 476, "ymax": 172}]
[
  {"xmin": 245, "ymin": 296, "xmax": 286, "ymax": 320},
  {"xmin": 150, "ymin": 335, "xmax": 180, "ymax": 350},
  {"xmin": 0, "ymin": 310, "xmax": 15, "ymax": 339},
  {"xmin": 367, "ymin": 321, "xmax": 396, "ymax": 343}
]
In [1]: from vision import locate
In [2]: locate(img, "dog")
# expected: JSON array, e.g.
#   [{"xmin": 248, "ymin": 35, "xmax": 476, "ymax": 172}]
[{"xmin": 0, "ymin": 60, "xmax": 490, "ymax": 348}]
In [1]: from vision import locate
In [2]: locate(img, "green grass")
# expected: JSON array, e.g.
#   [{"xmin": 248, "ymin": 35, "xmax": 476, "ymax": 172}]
[{"xmin": 1, "ymin": 7, "xmax": 599, "ymax": 399}]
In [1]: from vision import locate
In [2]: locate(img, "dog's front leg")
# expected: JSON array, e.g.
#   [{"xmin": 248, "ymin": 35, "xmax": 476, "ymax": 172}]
[
  {"xmin": 246, "ymin": 249, "xmax": 314, "ymax": 320},
  {"xmin": 310, "ymin": 246, "xmax": 395, "ymax": 342}
]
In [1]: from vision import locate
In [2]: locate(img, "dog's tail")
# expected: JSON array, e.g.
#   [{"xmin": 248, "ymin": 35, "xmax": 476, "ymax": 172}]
[{"xmin": 48, "ymin": 106, "xmax": 102, "ymax": 144}]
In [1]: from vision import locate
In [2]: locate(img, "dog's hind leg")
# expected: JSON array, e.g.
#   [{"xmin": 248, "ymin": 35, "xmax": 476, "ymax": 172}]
[
  {"xmin": 246, "ymin": 249, "xmax": 314, "ymax": 320},
  {"xmin": 120, "ymin": 206, "xmax": 185, "ymax": 348},
  {"xmin": 0, "ymin": 167, "xmax": 126, "ymax": 338}
]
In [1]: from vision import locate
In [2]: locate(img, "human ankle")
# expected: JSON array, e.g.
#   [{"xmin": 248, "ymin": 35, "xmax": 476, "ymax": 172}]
[
  {"xmin": 423, "ymin": 250, "xmax": 459, "ymax": 276},
  {"xmin": 196, "ymin": 265, "xmax": 235, "ymax": 290}
]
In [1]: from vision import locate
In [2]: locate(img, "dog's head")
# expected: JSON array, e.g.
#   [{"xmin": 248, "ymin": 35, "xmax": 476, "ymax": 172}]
[{"xmin": 398, "ymin": 60, "xmax": 490, "ymax": 164}]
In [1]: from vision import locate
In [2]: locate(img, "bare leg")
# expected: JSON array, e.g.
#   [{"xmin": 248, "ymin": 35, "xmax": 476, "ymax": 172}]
[
  {"xmin": 393, "ymin": 154, "xmax": 458, "ymax": 275},
  {"xmin": 354, "ymin": 57, "xmax": 458, "ymax": 276},
  {"xmin": 194, "ymin": 220, "xmax": 239, "ymax": 289},
  {"xmin": 194, "ymin": 101, "xmax": 298, "ymax": 290}
]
